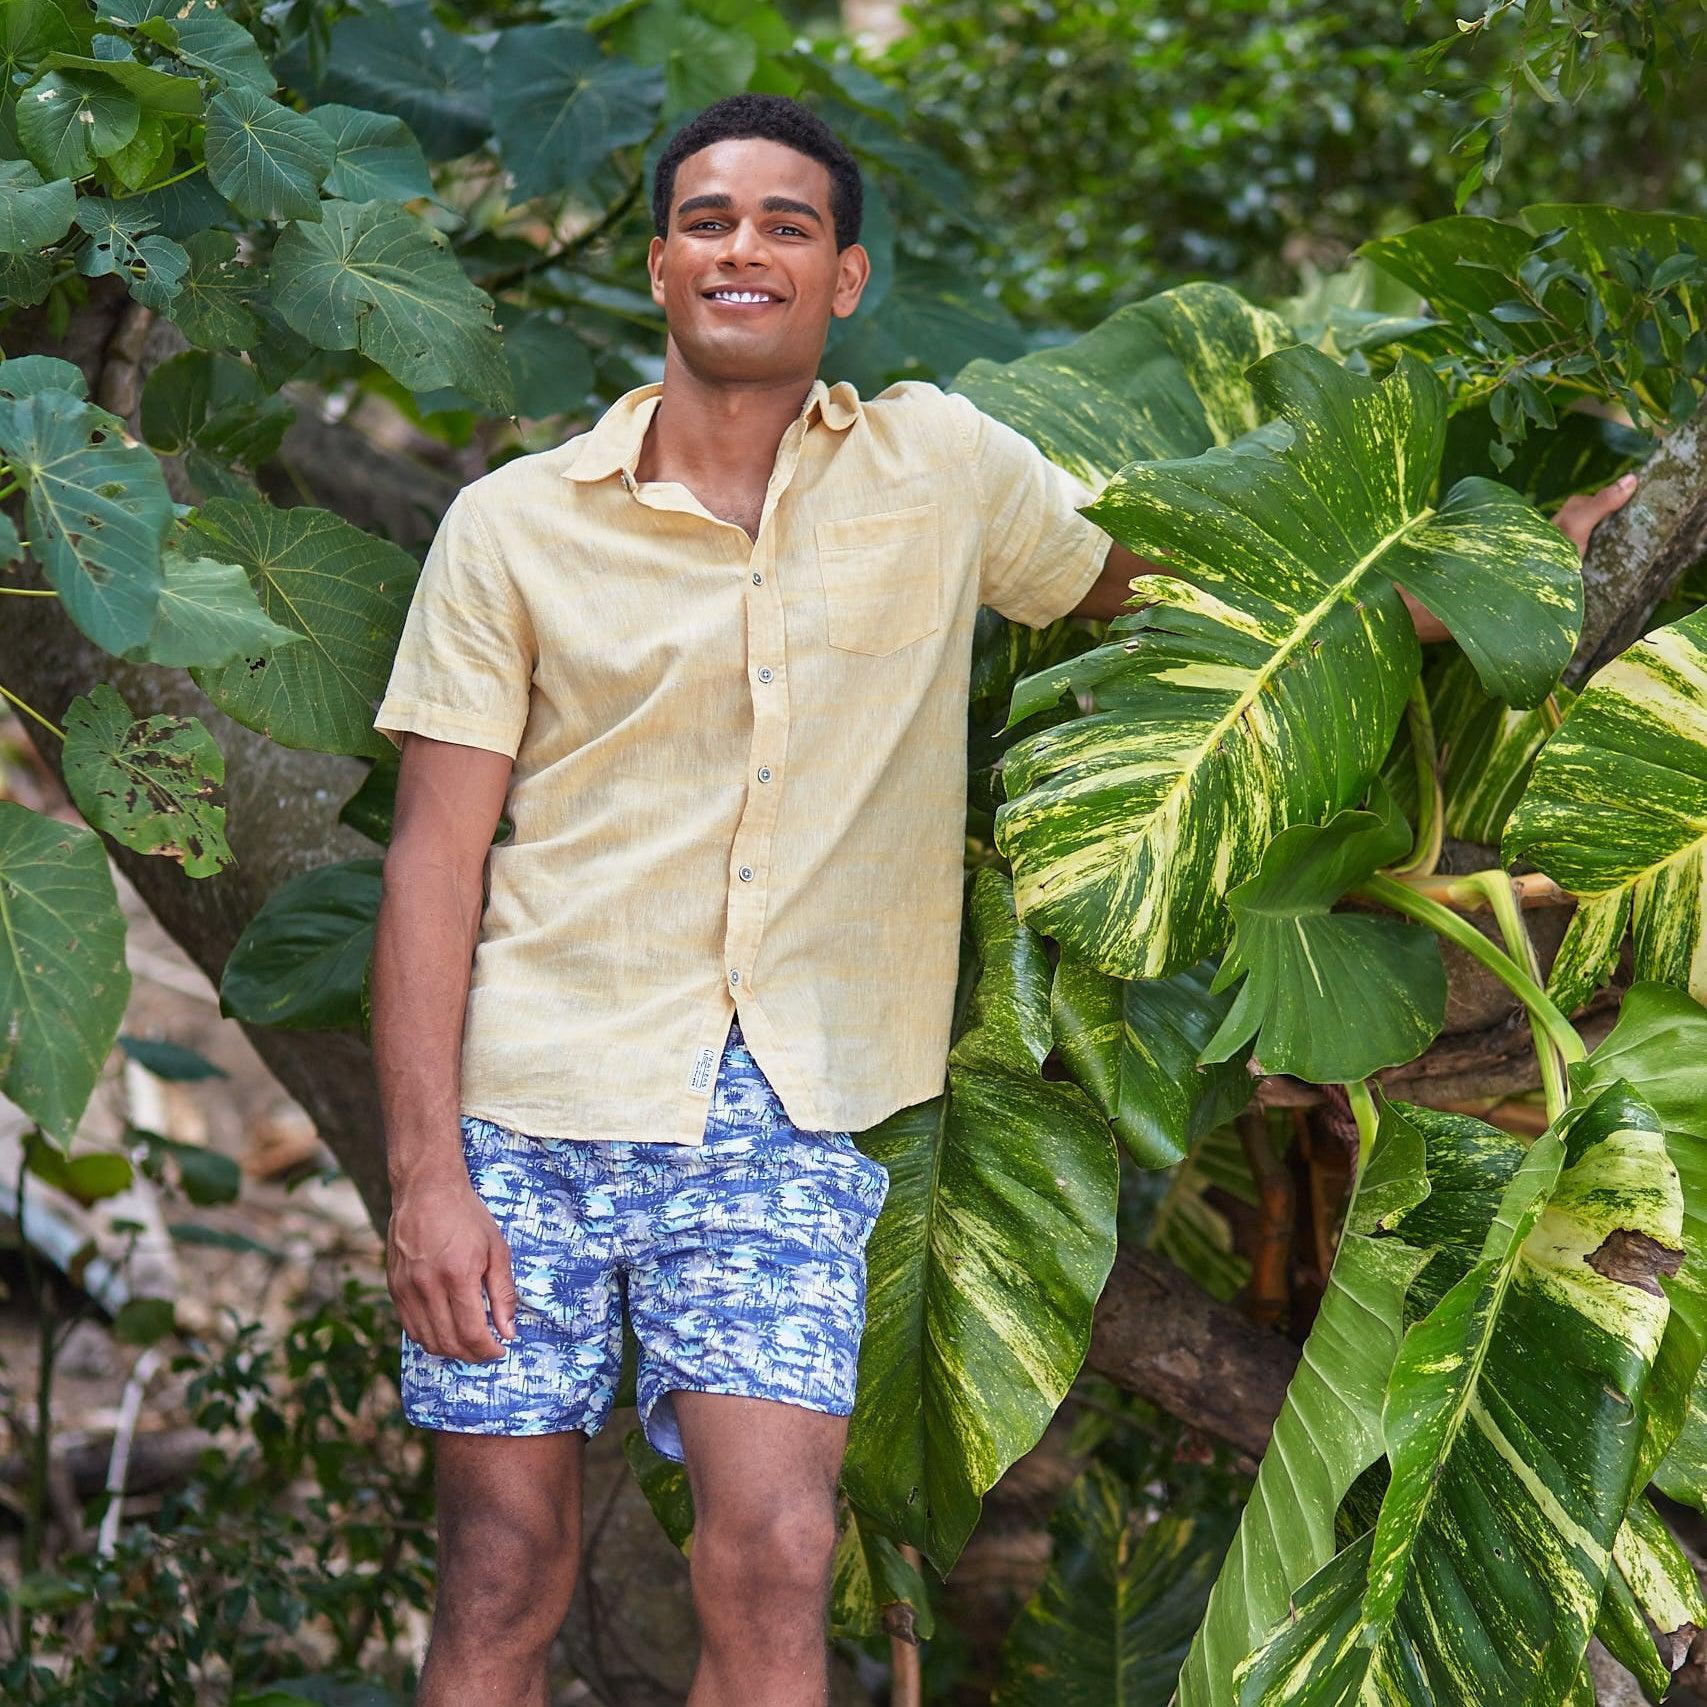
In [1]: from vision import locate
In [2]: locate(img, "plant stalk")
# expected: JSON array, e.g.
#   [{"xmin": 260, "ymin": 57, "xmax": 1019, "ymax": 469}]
[{"xmin": 1354, "ymin": 873, "xmax": 1586, "ymax": 1071}]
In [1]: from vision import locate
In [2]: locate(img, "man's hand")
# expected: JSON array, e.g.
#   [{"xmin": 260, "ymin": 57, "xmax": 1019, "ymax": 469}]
[
  {"xmin": 1552, "ymin": 470, "xmax": 1640, "ymax": 557},
  {"xmin": 387, "ymin": 1177, "xmax": 519, "ymax": 1361}
]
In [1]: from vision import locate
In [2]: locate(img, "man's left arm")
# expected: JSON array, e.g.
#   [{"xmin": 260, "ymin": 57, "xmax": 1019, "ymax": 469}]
[{"xmin": 1068, "ymin": 471, "xmax": 1642, "ymax": 639}]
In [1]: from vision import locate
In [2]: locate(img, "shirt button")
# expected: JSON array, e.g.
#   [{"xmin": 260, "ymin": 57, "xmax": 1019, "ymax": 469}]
[
  {"xmin": 752, "ymin": 571, "xmax": 762, "ymax": 585},
  {"xmin": 757, "ymin": 665, "xmax": 773, "ymax": 683},
  {"xmin": 729, "ymin": 968, "xmax": 740, "ymax": 984},
  {"xmin": 757, "ymin": 765, "xmax": 771, "ymax": 782},
  {"xmin": 739, "ymin": 865, "xmax": 754, "ymax": 881}
]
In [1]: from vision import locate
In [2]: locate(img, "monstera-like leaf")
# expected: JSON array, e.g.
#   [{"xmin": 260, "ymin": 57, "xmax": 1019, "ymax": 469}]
[
  {"xmin": 842, "ymin": 868, "xmax": 1120, "ymax": 1573},
  {"xmin": 1176, "ymin": 1099, "xmax": 1432, "ymax": 1707},
  {"xmin": 953, "ymin": 280, "xmax": 1296, "ymax": 483},
  {"xmin": 1505, "ymin": 607, "xmax": 1707, "ymax": 1009},
  {"xmin": 995, "ymin": 344, "xmax": 1581, "ymax": 981},
  {"xmin": 1236, "ymin": 1083, "xmax": 1680, "ymax": 1706}
]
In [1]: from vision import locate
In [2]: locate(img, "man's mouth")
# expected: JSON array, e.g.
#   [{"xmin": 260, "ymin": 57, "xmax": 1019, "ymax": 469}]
[{"xmin": 703, "ymin": 287, "xmax": 784, "ymax": 308}]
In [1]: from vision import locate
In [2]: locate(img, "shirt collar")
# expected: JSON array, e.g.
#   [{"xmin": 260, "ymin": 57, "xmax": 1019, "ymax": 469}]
[{"xmin": 559, "ymin": 376, "xmax": 862, "ymax": 484}]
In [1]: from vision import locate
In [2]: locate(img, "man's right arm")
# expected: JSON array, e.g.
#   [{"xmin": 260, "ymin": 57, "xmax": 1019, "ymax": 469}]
[{"xmin": 371, "ymin": 730, "xmax": 519, "ymax": 1362}]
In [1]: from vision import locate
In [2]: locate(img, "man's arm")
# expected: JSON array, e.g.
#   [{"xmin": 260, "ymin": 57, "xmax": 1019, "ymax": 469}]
[
  {"xmin": 1067, "ymin": 471, "xmax": 1642, "ymax": 638},
  {"xmin": 371, "ymin": 731, "xmax": 520, "ymax": 1362}
]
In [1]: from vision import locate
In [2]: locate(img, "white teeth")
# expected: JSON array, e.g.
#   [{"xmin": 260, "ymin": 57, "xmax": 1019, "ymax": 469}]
[{"xmin": 711, "ymin": 290, "xmax": 774, "ymax": 303}]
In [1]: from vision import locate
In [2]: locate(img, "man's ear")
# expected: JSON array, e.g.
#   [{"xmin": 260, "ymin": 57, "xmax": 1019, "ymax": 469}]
[
  {"xmin": 830, "ymin": 241, "xmax": 872, "ymax": 320},
  {"xmin": 647, "ymin": 235, "xmax": 665, "ymax": 308}
]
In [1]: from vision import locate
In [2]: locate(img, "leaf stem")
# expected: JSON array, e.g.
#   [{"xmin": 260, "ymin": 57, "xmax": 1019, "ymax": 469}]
[
  {"xmin": 0, "ymin": 680, "xmax": 65, "ymax": 741},
  {"xmin": 1392, "ymin": 678, "xmax": 1443, "ymax": 877},
  {"xmin": 1354, "ymin": 872, "xmax": 1586, "ymax": 1068},
  {"xmin": 1344, "ymin": 1079, "xmax": 1378, "ymax": 1165},
  {"xmin": 1462, "ymin": 869, "xmax": 1568, "ymax": 1121}
]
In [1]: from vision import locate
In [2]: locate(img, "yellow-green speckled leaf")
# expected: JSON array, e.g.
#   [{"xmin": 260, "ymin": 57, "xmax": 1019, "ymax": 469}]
[
  {"xmin": 994, "ymin": 345, "xmax": 1580, "ymax": 980},
  {"xmin": 1507, "ymin": 607, "xmax": 1707, "ymax": 1004}
]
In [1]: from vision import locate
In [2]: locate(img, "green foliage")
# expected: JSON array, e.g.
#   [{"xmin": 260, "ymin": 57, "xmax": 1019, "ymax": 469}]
[
  {"xmin": 0, "ymin": 1280, "xmax": 431, "ymax": 1706},
  {"xmin": 879, "ymin": 0, "xmax": 1707, "ymax": 330}
]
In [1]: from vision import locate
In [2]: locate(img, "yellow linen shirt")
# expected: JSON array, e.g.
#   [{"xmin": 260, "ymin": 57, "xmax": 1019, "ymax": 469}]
[{"xmin": 373, "ymin": 375, "xmax": 1111, "ymax": 1144}]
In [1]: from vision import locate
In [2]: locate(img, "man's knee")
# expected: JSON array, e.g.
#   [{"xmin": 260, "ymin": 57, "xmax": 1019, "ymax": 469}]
[
  {"xmin": 433, "ymin": 1458, "xmax": 581, "ymax": 1652},
  {"xmin": 691, "ymin": 1494, "xmax": 839, "ymax": 1610}
]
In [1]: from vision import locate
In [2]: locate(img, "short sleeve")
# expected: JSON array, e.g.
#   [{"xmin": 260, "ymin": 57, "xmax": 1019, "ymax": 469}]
[
  {"xmin": 944, "ymin": 390, "xmax": 1111, "ymax": 628},
  {"xmin": 373, "ymin": 490, "xmax": 536, "ymax": 758}
]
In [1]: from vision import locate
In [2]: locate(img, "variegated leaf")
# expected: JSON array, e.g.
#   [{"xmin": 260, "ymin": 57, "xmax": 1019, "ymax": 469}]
[
  {"xmin": 1176, "ymin": 1098, "xmax": 1433, "ymax": 1706},
  {"xmin": 1049, "ymin": 954, "xmax": 1251, "ymax": 1169},
  {"xmin": 953, "ymin": 279, "xmax": 1295, "ymax": 485},
  {"xmin": 1235, "ymin": 1083, "xmax": 1681, "ymax": 1706},
  {"xmin": 996, "ymin": 343, "xmax": 1579, "ymax": 980},
  {"xmin": 842, "ymin": 868, "xmax": 1120, "ymax": 1573},
  {"xmin": 1506, "ymin": 607, "xmax": 1707, "ymax": 1004}
]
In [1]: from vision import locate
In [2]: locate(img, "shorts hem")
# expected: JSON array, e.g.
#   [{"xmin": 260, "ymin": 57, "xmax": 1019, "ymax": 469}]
[{"xmin": 403, "ymin": 1407, "xmax": 609, "ymax": 1440}]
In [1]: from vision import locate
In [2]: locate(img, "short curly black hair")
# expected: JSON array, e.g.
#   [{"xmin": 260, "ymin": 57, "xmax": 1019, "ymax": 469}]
[{"xmin": 651, "ymin": 93, "xmax": 862, "ymax": 251}]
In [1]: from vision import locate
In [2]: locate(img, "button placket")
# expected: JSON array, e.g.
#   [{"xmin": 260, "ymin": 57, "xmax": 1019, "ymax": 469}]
[{"xmin": 723, "ymin": 417, "xmax": 810, "ymax": 996}]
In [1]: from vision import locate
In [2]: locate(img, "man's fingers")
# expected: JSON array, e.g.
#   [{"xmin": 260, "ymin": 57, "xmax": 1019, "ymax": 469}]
[
  {"xmin": 486, "ymin": 1236, "xmax": 520, "ymax": 1343},
  {"xmin": 447, "ymin": 1271, "xmax": 505, "ymax": 1360},
  {"xmin": 1553, "ymin": 471, "xmax": 1639, "ymax": 555}
]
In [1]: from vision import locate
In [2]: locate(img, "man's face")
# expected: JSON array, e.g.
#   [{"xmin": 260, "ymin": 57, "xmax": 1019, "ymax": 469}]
[{"xmin": 648, "ymin": 136, "xmax": 869, "ymax": 385}]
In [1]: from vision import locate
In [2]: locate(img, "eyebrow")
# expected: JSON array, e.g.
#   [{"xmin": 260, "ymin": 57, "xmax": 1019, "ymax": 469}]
[{"xmin": 675, "ymin": 193, "xmax": 824, "ymax": 226}]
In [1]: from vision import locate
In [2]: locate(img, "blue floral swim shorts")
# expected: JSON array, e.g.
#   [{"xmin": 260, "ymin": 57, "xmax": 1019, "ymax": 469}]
[{"xmin": 400, "ymin": 1013, "xmax": 891, "ymax": 1461}]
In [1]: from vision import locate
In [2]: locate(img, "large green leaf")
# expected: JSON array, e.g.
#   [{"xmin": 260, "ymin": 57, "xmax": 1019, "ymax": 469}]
[
  {"xmin": 168, "ymin": 229, "xmax": 263, "ymax": 351},
  {"xmin": 219, "ymin": 858, "xmax": 382, "ymax": 1030},
  {"xmin": 485, "ymin": 25, "xmax": 662, "ymax": 201},
  {"xmin": 992, "ymin": 1462, "xmax": 1233, "ymax": 1706},
  {"xmin": 61, "ymin": 682, "xmax": 230, "ymax": 878},
  {"xmin": 1236, "ymin": 1083, "xmax": 1681, "ymax": 1705},
  {"xmin": 1571, "ymin": 984, "xmax": 1707, "ymax": 1511},
  {"xmin": 842, "ymin": 868, "xmax": 1119, "ymax": 1574},
  {"xmin": 994, "ymin": 343, "xmax": 1579, "ymax": 982},
  {"xmin": 305, "ymin": 103, "xmax": 434, "ymax": 205},
  {"xmin": 0, "ymin": 385, "xmax": 169, "ymax": 653},
  {"xmin": 127, "ymin": 546, "xmax": 305, "ymax": 670},
  {"xmin": 1177, "ymin": 1098, "xmax": 1433, "ymax": 1706},
  {"xmin": 0, "ymin": 801, "xmax": 131, "ymax": 1146},
  {"xmin": 181, "ymin": 496, "xmax": 419, "ymax": 758},
  {"xmin": 1505, "ymin": 606, "xmax": 1707, "ymax": 1005},
  {"xmin": 1203, "ymin": 797, "xmax": 1446, "ymax": 1083},
  {"xmin": 203, "ymin": 85, "xmax": 334, "ymax": 223},
  {"xmin": 273, "ymin": 3, "xmax": 490, "ymax": 160},
  {"xmin": 0, "ymin": 158, "xmax": 74, "ymax": 255},
  {"xmin": 71, "ymin": 195, "xmax": 188, "ymax": 311},
  {"xmin": 952, "ymin": 280, "xmax": 1296, "ymax": 484},
  {"xmin": 267, "ymin": 199, "xmax": 514, "ymax": 415},
  {"xmin": 15, "ymin": 68, "xmax": 138, "ymax": 178},
  {"xmin": 1049, "ymin": 954, "xmax": 1251, "ymax": 1169}
]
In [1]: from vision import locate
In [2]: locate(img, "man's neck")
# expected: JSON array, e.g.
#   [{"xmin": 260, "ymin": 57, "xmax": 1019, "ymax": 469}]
[{"xmin": 633, "ymin": 347, "xmax": 815, "ymax": 491}]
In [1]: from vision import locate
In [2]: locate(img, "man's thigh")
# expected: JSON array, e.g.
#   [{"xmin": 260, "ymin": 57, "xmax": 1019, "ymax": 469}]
[{"xmin": 672, "ymin": 1391, "xmax": 848, "ymax": 1528}]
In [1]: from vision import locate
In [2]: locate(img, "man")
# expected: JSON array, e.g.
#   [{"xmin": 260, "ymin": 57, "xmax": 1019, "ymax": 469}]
[{"xmin": 369, "ymin": 93, "xmax": 1635, "ymax": 1707}]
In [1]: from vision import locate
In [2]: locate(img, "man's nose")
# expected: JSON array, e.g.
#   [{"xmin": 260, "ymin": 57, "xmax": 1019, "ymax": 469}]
[{"xmin": 716, "ymin": 219, "xmax": 770, "ymax": 267}]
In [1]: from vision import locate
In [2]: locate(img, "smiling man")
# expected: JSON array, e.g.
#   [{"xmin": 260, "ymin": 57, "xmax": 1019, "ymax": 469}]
[{"xmin": 368, "ymin": 93, "xmax": 1634, "ymax": 1707}]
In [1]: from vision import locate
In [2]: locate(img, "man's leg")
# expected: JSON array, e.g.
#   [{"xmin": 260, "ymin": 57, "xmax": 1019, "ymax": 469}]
[
  {"xmin": 417, "ymin": 1430, "xmax": 585, "ymax": 1707},
  {"xmin": 673, "ymin": 1392, "xmax": 847, "ymax": 1707}
]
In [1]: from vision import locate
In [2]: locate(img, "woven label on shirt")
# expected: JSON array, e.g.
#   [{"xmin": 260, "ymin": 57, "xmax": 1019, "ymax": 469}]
[{"xmin": 686, "ymin": 1043, "xmax": 718, "ymax": 1094}]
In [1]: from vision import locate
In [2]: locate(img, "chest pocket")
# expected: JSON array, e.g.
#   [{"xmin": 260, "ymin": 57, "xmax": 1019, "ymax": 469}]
[{"xmin": 814, "ymin": 501, "xmax": 941, "ymax": 656}]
